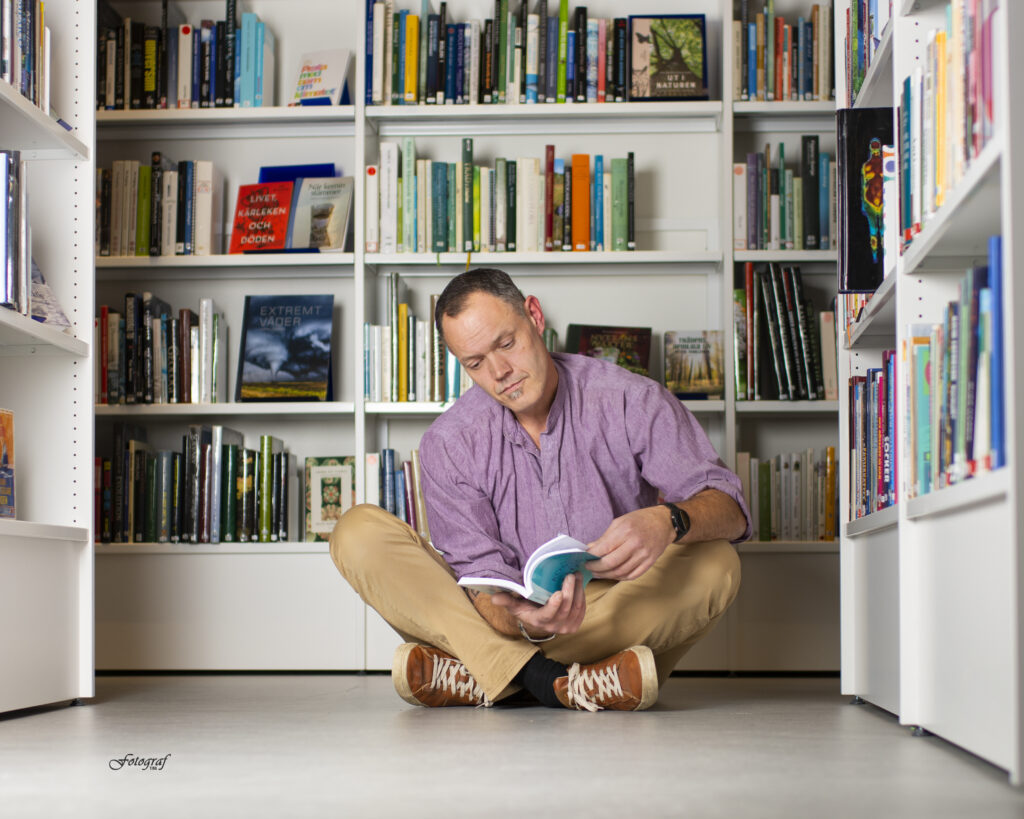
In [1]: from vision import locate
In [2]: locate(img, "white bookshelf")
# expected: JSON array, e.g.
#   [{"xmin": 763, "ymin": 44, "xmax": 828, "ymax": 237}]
[
  {"xmin": 836, "ymin": 0, "xmax": 1024, "ymax": 783},
  {"xmin": 0, "ymin": 0, "xmax": 96, "ymax": 714},
  {"xmin": 90, "ymin": 0, "xmax": 842, "ymax": 677}
]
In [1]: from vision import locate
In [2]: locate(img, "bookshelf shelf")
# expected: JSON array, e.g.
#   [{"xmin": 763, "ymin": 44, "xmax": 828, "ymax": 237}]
[
  {"xmin": 734, "ymin": 401, "xmax": 838, "ymax": 415},
  {"xmin": 95, "ymin": 401, "xmax": 355, "ymax": 418},
  {"xmin": 852, "ymin": 22, "xmax": 894, "ymax": 109},
  {"xmin": 0, "ymin": 310, "xmax": 88, "ymax": 357},
  {"xmin": 96, "ymin": 253, "xmax": 355, "ymax": 268},
  {"xmin": 899, "ymin": 133, "xmax": 1004, "ymax": 276},
  {"xmin": 0, "ymin": 518, "xmax": 89, "ymax": 544},
  {"xmin": 844, "ymin": 504, "xmax": 899, "ymax": 538},
  {"xmin": 732, "ymin": 101, "xmax": 837, "ymax": 117},
  {"xmin": 364, "ymin": 250, "xmax": 721, "ymax": 267},
  {"xmin": 0, "ymin": 81, "xmax": 89, "ymax": 160},
  {"xmin": 904, "ymin": 470, "xmax": 1010, "ymax": 521},
  {"xmin": 737, "ymin": 540, "xmax": 839, "ymax": 554},
  {"xmin": 845, "ymin": 274, "xmax": 896, "ymax": 349},
  {"xmin": 96, "ymin": 105, "xmax": 355, "ymax": 126},
  {"xmin": 733, "ymin": 250, "xmax": 837, "ymax": 263},
  {"xmin": 95, "ymin": 540, "xmax": 330, "ymax": 556},
  {"xmin": 367, "ymin": 100, "xmax": 722, "ymax": 123}
]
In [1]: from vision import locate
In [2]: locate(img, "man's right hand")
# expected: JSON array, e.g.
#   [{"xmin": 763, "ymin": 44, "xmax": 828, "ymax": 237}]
[{"xmin": 490, "ymin": 572, "xmax": 587, "ymax": 637}]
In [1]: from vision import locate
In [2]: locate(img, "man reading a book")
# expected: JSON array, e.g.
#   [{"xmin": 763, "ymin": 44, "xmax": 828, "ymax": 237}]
[{"xmin": 330, "ymin": 268, "xmax": 749, "ymax": 711}]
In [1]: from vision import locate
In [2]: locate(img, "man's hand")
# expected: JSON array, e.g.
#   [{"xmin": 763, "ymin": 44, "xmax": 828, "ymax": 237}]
[
  {"xmin": 587, "ymin": 506, "xmax": 675, "ymax": 581},
  {"xmin": 490, "ymin": 572, "xmax": 586, "ymax": 636}
]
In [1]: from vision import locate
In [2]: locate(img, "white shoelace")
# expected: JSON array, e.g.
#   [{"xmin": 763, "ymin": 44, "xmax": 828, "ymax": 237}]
[
  {"xmin": 430, "ymin": 654, "xmax": 493, "ymax": 707},
  {"xmin": 565, "ymin": 661, "xmax": 624, "ymax": 712}
]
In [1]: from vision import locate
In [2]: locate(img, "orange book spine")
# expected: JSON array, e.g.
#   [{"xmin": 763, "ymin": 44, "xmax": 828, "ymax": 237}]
[{"xmin": 571, "ymin": 153, "xmax": 590, "ymax": 251}]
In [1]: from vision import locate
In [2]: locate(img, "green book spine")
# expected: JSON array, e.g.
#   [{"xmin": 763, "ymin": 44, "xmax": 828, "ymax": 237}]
[
  {"xmin": 402, "ymin": 136, "xmax": 416, "ymax": 252},
  {"xmin": 611, "ymin": 157, "xmax": 627, "ymax": 251},
  {"xmin": 135, "ymin": 165, "xmax": 152, "ymax": 257},
  {"xmin": 556, "ymin": 0, "xmax": 568, "ymax": 102},
  {"xmin": 461, "ymin": 138, "xmax": 474, "ymax": 251},
  {"xmin": 758, "ymin": 460, "xmax": 772, "ymax": 542},
  {"xmin": 222, "ymin": 443, "xmax": 238, "ymax": 542},
  {"xmin": 497, "ymin": 0, "xmax": 509, "ymax": 102},
  {"xmin": 144, "ymin": 454, "xmax": 157, "ymax": 543},
  {"xmin": 171, "ymin": 451, "xmax": 184, "ymax": 542},
  {"xmin": 777, "ymin": 142, "xmax": 785, "ymax": 247},
  {"xmin": 447, "ymin": 162, "xmax": 457, "ymax": 251},
  {"xmin": 259, "ymin": 437, "xmax": 275, "ymax": 542}
]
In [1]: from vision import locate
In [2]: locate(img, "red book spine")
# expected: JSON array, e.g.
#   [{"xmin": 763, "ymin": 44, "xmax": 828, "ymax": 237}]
[{"xmin": 774, "ymin": 17, "xmax": 784, "ymax": 102}]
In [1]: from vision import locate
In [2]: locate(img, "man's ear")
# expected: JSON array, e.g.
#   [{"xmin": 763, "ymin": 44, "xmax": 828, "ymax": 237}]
[{"xmin": 524, "ymin": 295, "xmax": 545, "ymax": 334}]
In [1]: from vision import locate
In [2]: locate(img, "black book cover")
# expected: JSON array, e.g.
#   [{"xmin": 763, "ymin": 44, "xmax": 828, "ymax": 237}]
[
  {"xmin": 507, "ymin": 159, "xmax": 517, "ymax": 251},
  {"xmin": 801, "ymin": 135, "xmax": 819, "ymax": 249},
  {"xmin": 536, "ymin": 0, "xmax": 548, "ymax": 102},
  {"xmin": 757, "ymin": 270, "xmax": 789, "ymax": 400},
  {"xmin": 769, "ymin": 263, "xmax": 802, "ymax": 399},
  {"xmin": 223, "ymin": 0, "xmax": 238, "ymax": 107},
  {"xmin": 562, "ymin": 165, "xmax": 572, "ymax": 250},
  {"xmin": 129, "ymin": 21, "xmax": 146, "ymax": 109},
  {"xmin": 236, "ymin": 294, "xmax": 335, "ymax": 401},
  {"xmin": 837, "ymin": 106, "xmax": 894, "ymax": 292},
  {"xmin": 574, "ymin": 6, "xmax": 587, "ymax": 101},
  {"xmin": 787, "ymin": 266, "xmax": 819, "ymax": 399}
]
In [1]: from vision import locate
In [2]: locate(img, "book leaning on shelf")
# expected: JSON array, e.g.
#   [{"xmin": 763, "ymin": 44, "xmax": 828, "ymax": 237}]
[
  {"xmin": 364, "ymin": 2, "xmax": 634, "ymax": 106},
  {"xmin": 96, "ymin": 1, "xmax": 276, "ymax": 110},
  {"xmin": 99, "ymin": 424, "xmax": 294, "ymax": 543},
  {"xmin": 365, "ymin": 447, "xmax": 430, "ymax": 541},
  {"xmin": 96, "ymin": 295, "xmax": 227, "ymax": 405},
  {"xmin": 366, "ymin": 136, "xmax": 636, "ymax": 254},
  {"xmin": 96, "ymin": 155, "xmax": 224, "ymax": 257},
  {"xmin": 735, "ymin": 448, "xmax": 838, "ymax": 543},
  {"xmin": 734, "ymin": 262, "xmax": 837, "ymax": 402}
]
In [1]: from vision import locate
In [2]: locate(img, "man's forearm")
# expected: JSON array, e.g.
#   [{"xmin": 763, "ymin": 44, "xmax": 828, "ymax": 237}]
[{"xmin": 674, "ymin": 489, "xmax": 747, "ymax": 544}]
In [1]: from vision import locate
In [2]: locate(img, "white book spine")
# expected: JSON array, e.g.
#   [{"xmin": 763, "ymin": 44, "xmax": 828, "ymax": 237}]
[
  {"xmin": 495, "ymin": 159, "xmax": 507, "ymax": 251},
  {"xmin": 602, "ymin": 171, "xmax": 611, "ymax": 253},
  {"xmin": 769, "ymin": 193, "xmax": 780, "ymax": 251},
  {"xmin": 177, "ymin": 24, "xmax": 193, "ymax": 108},
  {"xmin": 402, "ymin": 137, "xmax": 416, "ymax": 252},
  {"xmin": 732, "ymin": 163, "xmax": 746, "ymax": 250},
  {"xmin": 365, "ymin": 453, "xmax": 382, "ymax": 505},
  {"xmin": 198, "ymin": 297, "xmax": 215, "ymax": 403},
  {"xmin": 479, "ymin": 166, "xmax": 491, "ymax": 252},
  {"xmin": 416, "ymin": 158, "xmax": 427, "ymax": 253},
  {"xmin": 382, "ymin": 0, "xmax": 394, "ymax": 104},
  {"xmin": 365, "ymin": 165, "xmax": 380, "ymax": 252},
  {"xmin": 416, "ymin": 319, "xmax": 428, "ymax": 403},
  {"xmin": 190, "ymin": 324, "xmax": 200, "ymax": 403},
  {"xmin": 380, "ymin": 324, "xmax": 391, "ymax": 403},
  {"xmin": 526, "ymin": 14, "xmax": 539, "ymax": 102},
  {"xmin": 379, "ymin": 142, "xmax": 398, "ymax": 253},
  {"xmin": 125, "ymin": 161, "xmax": 139, "ymax": 257},
  {"xmin": 192, "ymin": 161, "xmax": 217, "ymax": 256},
  {"xmin": 161, "ymin": 170, "xmax": 179, "ymax": 256},
  {"xmin": 41, "ymin": 26, "xmax": 50, "ymax": 114},
  {"xmin": 922, "ymin": 33, "xmax": 936, "ymax": 223}
]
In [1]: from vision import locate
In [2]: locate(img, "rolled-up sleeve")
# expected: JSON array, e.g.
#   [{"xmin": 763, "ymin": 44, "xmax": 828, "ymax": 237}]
[{"xmin": 626, "ymin": 381, "xmax": 752, "ymax": 543}]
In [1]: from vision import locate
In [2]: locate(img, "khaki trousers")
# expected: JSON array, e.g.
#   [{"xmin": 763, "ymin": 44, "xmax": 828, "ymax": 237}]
[{"xmin": 330, "ymin": 503, "xmax": 741, "ymax": 703}]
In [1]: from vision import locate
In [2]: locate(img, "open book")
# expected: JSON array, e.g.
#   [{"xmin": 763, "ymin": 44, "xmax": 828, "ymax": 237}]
[{"xmin": 457, "ymin": 534, "xmax": 598, "ymax": 605}]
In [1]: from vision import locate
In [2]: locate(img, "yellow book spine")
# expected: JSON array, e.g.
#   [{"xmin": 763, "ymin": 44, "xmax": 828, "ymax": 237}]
[
  {"xmin": 824, "ymin": 445, "xmax": 836, "ymax": 539},
  {"xmin": 397, "ymin": 302, "xmax": 409, "ymax": 401},
  {"xmin": 404, "ymin": 15, "xmax": 419, "ymax": 103}
]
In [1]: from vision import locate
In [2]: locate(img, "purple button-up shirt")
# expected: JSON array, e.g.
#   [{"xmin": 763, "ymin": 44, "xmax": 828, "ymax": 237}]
[{"xmin": 419, "ymin": 352, "xmax": 751, "ymax": 581}]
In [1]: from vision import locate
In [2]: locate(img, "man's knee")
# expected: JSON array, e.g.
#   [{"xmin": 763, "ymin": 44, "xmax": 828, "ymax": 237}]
[
  {"xmin": 687, "ymin": 538, "xmax": 742, "ymax": 621},
  {"xmin": 329, "ymin": 503, "xmax": 397, "ymax": 578}
]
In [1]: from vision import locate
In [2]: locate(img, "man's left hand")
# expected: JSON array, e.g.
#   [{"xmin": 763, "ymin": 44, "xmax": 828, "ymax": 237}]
[{"xmin": 586, "ymin": 506, "xmax": 675, "ymax": 581}]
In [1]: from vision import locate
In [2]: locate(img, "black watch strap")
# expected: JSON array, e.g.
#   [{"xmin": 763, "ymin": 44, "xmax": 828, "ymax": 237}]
[{"xmin": 662, "ymin": 502, "xmax": 690, "ymax": 541}]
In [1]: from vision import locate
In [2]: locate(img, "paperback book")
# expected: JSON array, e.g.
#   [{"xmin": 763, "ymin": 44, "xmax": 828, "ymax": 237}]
[
  {"xmin": 664, "ymin": 330, "xmax": 724, "ymax": 399},
  {"xmin": 565, "ymin": 324, "xmax": 652, "ymax": 377},
  {"xmin": 628, "ymin": 15, "xmax": 708, "ymax": 101},
  {"xmin": 285, "ymin": 177, "xmax": 354, "ymax": 251},
  {"xmin": 457, "ymin": 534, "xmax": 598, "ymax": 605},
  {"xmin": 235, "ymin": 294, "xmax": 334, "ymax": 401},
  {"xmin": 304, "ymin": 455, "xmax": 356, "ymax": 542},
  {"xmin": 228, "ymin": 181, "xmax": 294, "ymax": 253}
]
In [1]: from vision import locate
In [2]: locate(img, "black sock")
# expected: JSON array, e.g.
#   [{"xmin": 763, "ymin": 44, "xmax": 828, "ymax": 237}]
[{"xmin": 514, "ymin": 653, "xmax": 569, "ymax": 709}]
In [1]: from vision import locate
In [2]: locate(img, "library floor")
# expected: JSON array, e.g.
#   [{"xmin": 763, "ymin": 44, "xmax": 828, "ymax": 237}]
[{"xmin": 3, "ymin": 674, "xmax": 1024, "ymax": 818}]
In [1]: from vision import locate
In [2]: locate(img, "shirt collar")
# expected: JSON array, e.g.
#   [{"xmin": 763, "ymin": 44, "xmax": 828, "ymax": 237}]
[{"xmin": 501, "ymin": 354, "xmax": 567, "ymax": 448}]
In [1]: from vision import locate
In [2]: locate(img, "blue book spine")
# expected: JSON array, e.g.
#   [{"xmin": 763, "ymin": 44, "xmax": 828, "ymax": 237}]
[
  {"xmin": 565, "ymin": 30, "xmax": 575, "ymax": 99},
  {"xmin": 394, "ymin": 469, "xmax": 407, "ymax": 522},
  {"xmin": 209, "ymin": 23, "xmax": 218, "ymax": 107},
  {"xmin": 181, "ymin": 161, "xmax": 195, "ymax": 255},
  {"xmin": 455, "ymin": 23, "xmax": 465, "ymax": 103},
  {"xmin": 432, "ymin": 162, "xmax": 447, "ymax": 252},
  {"xmin": 365, "ymin": 0, "xmax": 375, "ymax": 105},
  {"xmin": 397, "ymin": 10, "xmax": 408, "ymax": 104},
  {"xmin": 382, "ymin": 448, "xmax": 396, "ymax": 513},
  {"xmin": 241, "ymin": 13, "xmax": 257, "ymax": 106},
  {"xmin": 363, "ymin": 322, "xmax": 371, "ymax": 399},
  {"xmin": 426, "ymin": 15, "xmax": 439, "ymax": 103},
  {"xmin": 234, "ymin": 30, "xmax": 242, "ymax": 106},
  {"xmin": 444, "ymin": 25, "xmax": 457, "ymax": 104},
  {"xmin": 546, "ymin": 16, "xmax": 559, "ymax": 102},
  {"xmin": 989, "ymin": 235, "xmax": 1004, "ymax": 468},
  {"xmin": 805, "ymin": 21, "xmax": 814, "ymax": 100},
  {"xmin": 819, "ymin": 152, "xmax": 830, "ymax": 249},
  {"xmin": 593, "ymin": 154, "xmax": 604, "ymax": 250},
  {"xmin": 585, "ymin": 20, "xmax": 597, "ymax": 102},
  {"xmin": 747, "ymin": 24, "xmax": 756, "ymax": 101},
  {"xmin": 254, "ymin": 21, "xmax": 265, "ymax": 106},
  {"xmin": 797, "ymin": 17, "xmax": 805, "ymax": 99},
  {"xmin": 191, "ymin": 28, "xmax": 201, "ymax": 108}
]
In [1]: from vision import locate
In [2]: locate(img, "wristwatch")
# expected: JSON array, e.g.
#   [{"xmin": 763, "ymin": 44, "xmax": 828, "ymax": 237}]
[{"xmin": 662, "ymin": 502, "xmax": 691, "ymax": 542}]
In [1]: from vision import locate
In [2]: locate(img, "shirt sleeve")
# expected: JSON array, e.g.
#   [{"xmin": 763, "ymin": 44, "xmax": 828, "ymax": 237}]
[
  {"xmin": 627, "ymin": 381, "xmax": 752, "ymax": 543},
  {"xmin": 418, "ymin": 427, "xmax": 525, "ymax": 582}
]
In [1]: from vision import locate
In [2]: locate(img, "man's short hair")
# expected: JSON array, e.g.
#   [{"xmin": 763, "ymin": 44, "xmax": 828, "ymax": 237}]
[{"xmin": 434, "ymin": 268, "xmax": 527, "ymax": 342}]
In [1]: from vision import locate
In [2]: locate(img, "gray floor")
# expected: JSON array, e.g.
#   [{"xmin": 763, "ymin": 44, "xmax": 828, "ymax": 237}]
[{"xmin": 2, "ymin": 675, "xmax": 1023, "ymax": 818}]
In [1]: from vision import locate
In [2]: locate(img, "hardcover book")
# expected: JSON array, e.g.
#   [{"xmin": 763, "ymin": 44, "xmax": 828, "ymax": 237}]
[
  {"xmin": 0, "ymin": 409, "xmax": 12, "ymax": 518},
  {"xmin": 837, "ymin": 107, "xmax": 894, "ymax": 292},
  {"xmin": 457, "ymin": 533, "xmax": 598, "ymax": 605},
  {"xmin": 565, "ymin": 324, "xmax": 652, "ymax": 377},
  {"xmin": 663, "ymin": 330, "xmax": 725, "ymax": 399},
  {"xmin": 235, "ymin": 294, "xmax": 334, "ymax": 401},
  {"xmin": 286, "ymin": 177, "xmax": 354, "ymax": 251},
  {"xmin": 304, "ymin": 455, "xmax": 355, "ymax": 542},
  {"xmin": 228, "ymin": 181, "xmax": 294, "ymax": 253},
  {"xmin": 628, "ymin": 15, "xmax": 707, "ymax": 101}
]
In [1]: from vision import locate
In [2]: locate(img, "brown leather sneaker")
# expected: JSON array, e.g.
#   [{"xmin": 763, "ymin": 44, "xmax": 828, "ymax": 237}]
[
  {"xmin": 392, "ymin": 643, "xmax": 492, "ymax": 707},
  {"xmin": 553, "ymin": 645, "xmax": 658, "ymax": 711}
]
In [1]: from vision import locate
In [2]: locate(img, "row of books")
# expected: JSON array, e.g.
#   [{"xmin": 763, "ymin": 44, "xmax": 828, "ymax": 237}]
[
  {"xmin": 97, "ymin": 155, "xmax": 224, "ymax": 257},
  {"xmin": 734, "ymin": 262, "xmax": 838, "ymax": 402},
  {"xmin": 1, "ymin": 0, "xmax": 50, "ymax": 111},
  {"xmin": 736, "ymin": 447, "xmax": 838, "ymax": 542},
  {"xmin": 95, "ymin": 295, "xmax": 227, "ymax": 406},
  {"xmin": 366, "ymin": 137, "xmax": 636, "ymax": 254},
  {"xmin": 732, "ymin": 136, "xmax": 836, "ymax": 252},
  {"xmin": 902, "ymin": 236, "xmax": 1005, "ymax": 500},
  {"xmin": 96, "ymin": 1, "xmax": 275, "ymax": 110},
  {"xmin": 843, "ymin": 0, "xmax": 891, "ymax": 107},
  {"xmin": 364, "ymin": 273, "xmax": 471, "ymax": 403},
  {"xmin": 100, "ymin": 423, "xmax": 292, "ymax": 545},
  {"xmin": 848, "ymin": 347, "xmax": 896, "ymax": 518},
  {"xmin": 897, "ymin": 2, "xmax": 998, "ymax": 253},
  {"xmin": 732, "ymin": 2, "xmax": 834, "ymax": 103},
  {"xmin": 366, "ymin": 2, "xmax": 706, "ymax": 106},
  {"xmin": 366, "ymin": 448, "xmax": 432, "ymax": 542}
]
